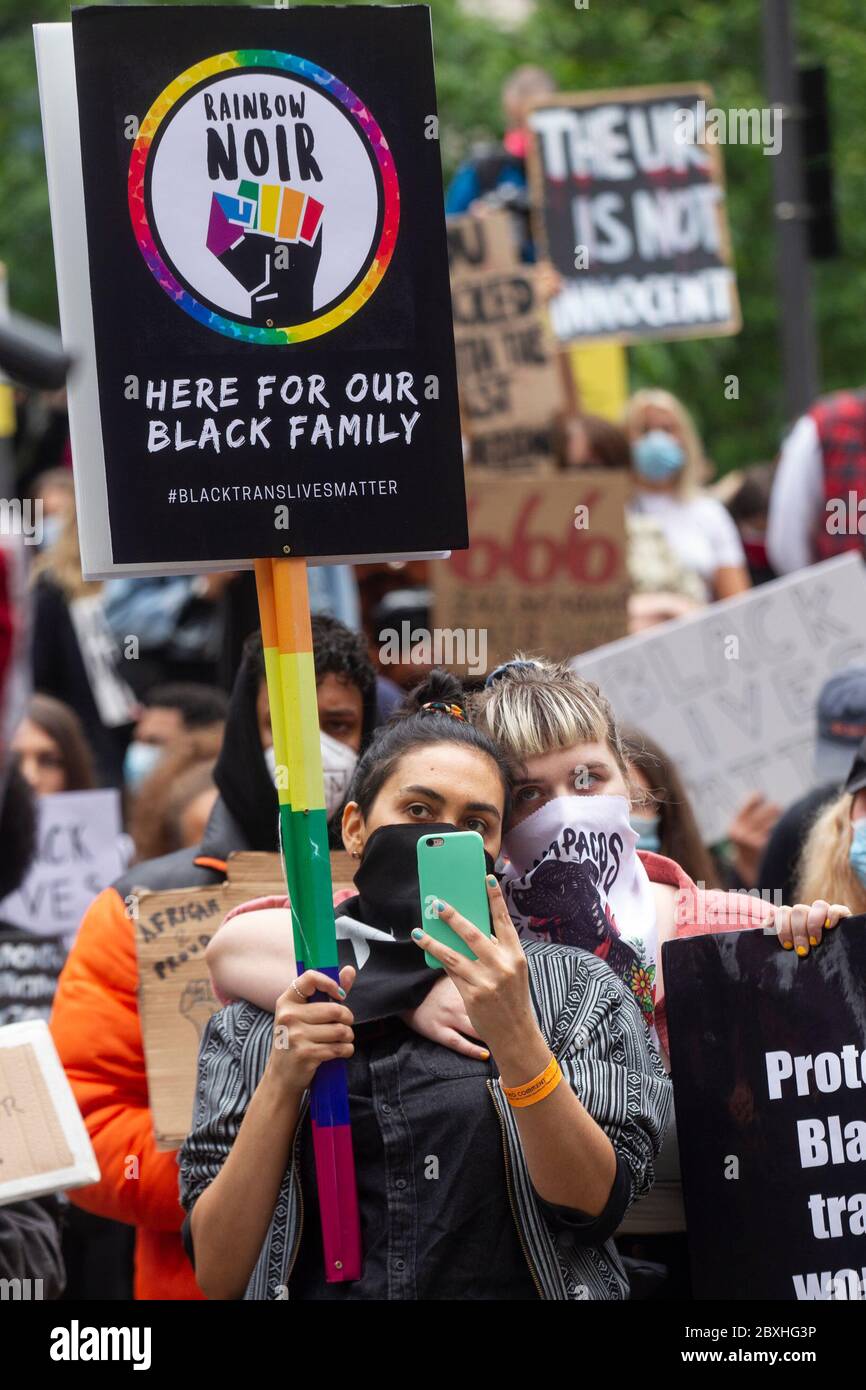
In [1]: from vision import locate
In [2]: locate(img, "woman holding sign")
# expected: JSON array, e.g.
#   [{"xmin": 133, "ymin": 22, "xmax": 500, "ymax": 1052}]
[
  {"xmin": 180, "ymin": 673, "xmax": 670, "ymax": 1300},
  {"xmin": 470, "ymin": 657, "xmax": 851, "ymax": 1293}
]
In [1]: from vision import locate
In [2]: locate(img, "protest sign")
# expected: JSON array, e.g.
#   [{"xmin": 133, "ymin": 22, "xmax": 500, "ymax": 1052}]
[
  {"xmin": 432, "ymin": 468, "xmax": 629, "ymax": 670},
  {"xmin": 574, "ymin": 553, "xmax": 866, "ymax": 845},
  {"xmin": 0, "ymin": 1019, "xmax": 100, "ymax": 1206},
  {"xmin": 0, "ymin": 929, "xmax": 67, "ymax": 1030},
  {"xmin": 664, "ymin": 918, "xmax": 866, "ymax": 1301},
  {"xmin": 449, "ymin": 259, "xmax": 564, "ymax": 470},
  {"xmin": 527, "ymin": 85, "xmax": 741, "ymax": 345},
  {"xmin": 0, "ymin": 790, "xmax": 127, "ymax": 948},
  {"xmin": 35, "ymin": 5, "xmax": 465, "ymax": 577},
  {"xmin": 446, "ymin": 209, "xmax": 518, "ymax": 274},
  {"xmin": 135, "ymin": 851, "xmax": 356, "ymax": 1148}
]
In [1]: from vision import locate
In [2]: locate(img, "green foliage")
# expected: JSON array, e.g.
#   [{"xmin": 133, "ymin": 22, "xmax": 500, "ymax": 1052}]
[{"xmin": 3, "ymin": 0, "xmax": 865, "ymax": 471}]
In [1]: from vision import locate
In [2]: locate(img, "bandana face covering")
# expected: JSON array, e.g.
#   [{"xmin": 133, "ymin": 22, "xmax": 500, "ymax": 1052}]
[{"xmin": 501, "ymin": 794, "xmax": 658, "ymax": 1030}]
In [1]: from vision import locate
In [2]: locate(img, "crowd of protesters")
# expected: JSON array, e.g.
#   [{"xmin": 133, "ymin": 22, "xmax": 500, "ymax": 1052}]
[{"xmin": 0, "ymin": 63, "xmax": 865, "ymax": 1304}]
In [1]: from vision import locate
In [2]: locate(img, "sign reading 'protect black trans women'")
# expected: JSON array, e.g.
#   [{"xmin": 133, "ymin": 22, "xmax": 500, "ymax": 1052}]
[{"xmin": 66, "ymin": 5, "xmax": 464, "ymax": 570}]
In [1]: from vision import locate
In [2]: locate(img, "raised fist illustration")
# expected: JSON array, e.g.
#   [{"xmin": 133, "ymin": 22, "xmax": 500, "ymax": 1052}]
[
  {"xmin": 179, "ymin": 978, "xmax": 217, "ymax": 1041},
  {"xmin": 207, "ymin": 179, "xmax": 324, "ymax": 324}
]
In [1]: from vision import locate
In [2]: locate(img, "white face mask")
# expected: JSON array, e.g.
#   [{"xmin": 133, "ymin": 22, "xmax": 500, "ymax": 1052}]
[
  {"xmin": 320, "ymin": 730, "xmax": 359, "ymax": 817},
  {"xmin": 501, "ymin": 794, "xmax": 658, "ymax": 1033},
  {"xmin": 264, "ymin": 733, "xmax": 358, "ymax": 818}
]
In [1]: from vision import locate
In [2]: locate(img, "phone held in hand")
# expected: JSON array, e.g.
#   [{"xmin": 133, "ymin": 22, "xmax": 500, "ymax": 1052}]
[{"xmin": 416, "ymin": 830, "xmax": 492, "ymax": 970}]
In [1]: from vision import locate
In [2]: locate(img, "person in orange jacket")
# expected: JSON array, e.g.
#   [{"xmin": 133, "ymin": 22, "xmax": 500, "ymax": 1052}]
[{"xmin": 50, "ymin": 623, "xmax": 379, "ymax": 1299}]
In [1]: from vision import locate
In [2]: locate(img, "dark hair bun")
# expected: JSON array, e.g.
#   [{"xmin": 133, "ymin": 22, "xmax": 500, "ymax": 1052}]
[{"xmin": 402, "ymin": 667, "xmax": 467, "ymax": 719}]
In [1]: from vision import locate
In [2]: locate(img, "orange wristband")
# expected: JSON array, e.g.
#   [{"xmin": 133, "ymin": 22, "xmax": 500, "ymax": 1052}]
[{"xmin": 502, "ymin": 1055, "xmax": 563, "ymax": 1108}]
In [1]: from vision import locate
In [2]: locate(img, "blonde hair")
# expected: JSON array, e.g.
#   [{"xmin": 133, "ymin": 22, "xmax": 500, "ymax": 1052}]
[
  {"xmin": 623, "ymin": 388, "xmax": 708, "ymax": 496},
  {"xmin": 470, "ymin": 655, "xmax": 629, "ymax": 774},
  {"xmin": 30, "ymin": 509, "xmax": 97, "ymax": 602},
  {"xmin": 795, "ymin": 793, "xmax": 866, "ymax": 912}
]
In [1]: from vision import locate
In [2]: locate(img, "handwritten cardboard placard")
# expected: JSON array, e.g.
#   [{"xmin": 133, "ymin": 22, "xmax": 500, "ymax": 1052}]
[
  {"xmin": 0, "ymin": 1020, "xmax": 99, "ymax": 1206},
  {"xmin": 432, "ymin": 467, "xmax": 629, "ymax": 671},
  {"xmin": 0, "ymin": 789, "xmax": 127, "ymax": 948},
  {"xmin": 574, "ymin": 553, "xmax": 866, "ymax": 845},
  {"xmin": 449, "ymin": 263, "xmax": 565, "ymax": 470},
  {"xmin": 135, "ymin": 851, "xmax": 357, "ymax": 1148},
  {"xmin": 446, "ymin": 209, "xmax": 519, "ymax": 275}
]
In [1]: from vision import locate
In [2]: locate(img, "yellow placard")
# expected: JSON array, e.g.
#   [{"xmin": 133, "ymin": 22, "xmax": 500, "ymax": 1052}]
[{"xmin": 569, "ymin": 343, "xmax": 629, "ymax": 422}]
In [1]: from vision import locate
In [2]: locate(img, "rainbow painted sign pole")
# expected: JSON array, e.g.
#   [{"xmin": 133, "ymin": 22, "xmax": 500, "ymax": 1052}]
[
  {"xmin": 37, "ymin": 4, "xmax": 468, "ymax": 1285},
  {"xmin": 256, "ymin": 557, "xmax": 360, "ymax": 1281}
]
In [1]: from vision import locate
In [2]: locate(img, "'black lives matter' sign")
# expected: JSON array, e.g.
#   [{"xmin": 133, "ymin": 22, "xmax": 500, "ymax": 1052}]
[
  {"xmin": 664, "ymin": 920, "xmax": 866, "ymax": 1300},
  {"xmin": 527, "ymin": 85, "xmax": 741, "ymax": 345},
  {"xmin": 65, "ymin": 5, "xmax": 464, "ymax": 569}
]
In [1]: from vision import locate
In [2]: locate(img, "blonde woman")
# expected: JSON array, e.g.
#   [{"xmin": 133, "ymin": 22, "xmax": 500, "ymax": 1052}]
[
  {"xmin": 623, "ymin": 389, "xmax": 751, "ymax": 601},
  {"xmin": 470, "ymin": 657, "xmax": 849, "ymax": 1295},
  {"xmin": 796, "ymin": 743, "xmax": 866, "ymax": 911}
]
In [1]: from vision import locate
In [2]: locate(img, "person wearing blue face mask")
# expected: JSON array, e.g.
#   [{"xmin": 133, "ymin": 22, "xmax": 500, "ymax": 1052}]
[
  {"xmin": 122, "ymin": 683, "xmax": 228, "ymax": 793},
  {"xmin": 624, "ymin": 389, "xmax": 752, "ymax": 604},
  {"xmin": 797, "ymin": 736, "xmax": 866, "ymax": 915}
]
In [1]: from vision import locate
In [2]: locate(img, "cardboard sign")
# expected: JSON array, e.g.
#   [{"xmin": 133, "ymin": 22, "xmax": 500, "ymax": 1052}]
[
  {"xmin": 446, "ymin": 209, "xmax": 519, "ymax": 275},
  {"xmin": 449, "ymin": 262, "xmax": 564, "ymax": 470},
  {"xmin": 135, "ymin": 850, "xmax": 356, "ymax": 1148},
  {"xmin": 664, "ymin": 919, "xmax": 866, "ymax": 1301},
  {"xmin": 573, "ymin": 553, "xmax": 866, "ymax": 845},
  {"xmin": 35, "ymin": 6, "xmax": 465, "ymax": 577},
  {"xmin": 0, "ymin": 1019, "xmax": 100, "ymax": 1206},
  {"xmin": 432, "ymin": 468, "xmax": 629, "ymax": 670},
  {"xmin": 0, "ymin": 929, "xmax": 67, "ymax": 1030},
  {"xmin": 0, "ymin": 790, "xmax": 127, "ymax": 948},
  {"xmin": 527, "ymin": 85, "xmax": 741, "ymax": 345}
]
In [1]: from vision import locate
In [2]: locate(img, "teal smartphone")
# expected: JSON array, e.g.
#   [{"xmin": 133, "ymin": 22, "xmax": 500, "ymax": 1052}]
[{"xmin": 416, "ymin": 829, "xmax": 491, "ymax": 970}]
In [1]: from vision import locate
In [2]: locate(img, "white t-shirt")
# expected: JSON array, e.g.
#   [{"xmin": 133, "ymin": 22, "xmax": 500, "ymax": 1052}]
[
  {"xmin": 766, "ymin": 413, "xmax": 824, "ymax": 574},
  {"xmin": 629, "ymin": 490, "xmax": 746, "ymax": 598}
]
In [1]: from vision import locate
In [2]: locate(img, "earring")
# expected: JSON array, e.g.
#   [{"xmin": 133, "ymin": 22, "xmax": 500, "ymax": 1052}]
[{"xmin": 351, "ymin": 849, "xmax": 361, "ymax": 860}]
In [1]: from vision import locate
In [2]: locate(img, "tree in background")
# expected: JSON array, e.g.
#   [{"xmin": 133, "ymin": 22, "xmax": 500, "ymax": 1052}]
[{"xmin": 5, "ymin": 0, "xmax": 866, "ymax": 473}]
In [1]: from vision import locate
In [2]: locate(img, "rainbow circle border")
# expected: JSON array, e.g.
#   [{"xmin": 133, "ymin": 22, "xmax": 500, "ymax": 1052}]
[{"xmin": 128, "ymin": 49, "xmax": 399, "ymax": 345}]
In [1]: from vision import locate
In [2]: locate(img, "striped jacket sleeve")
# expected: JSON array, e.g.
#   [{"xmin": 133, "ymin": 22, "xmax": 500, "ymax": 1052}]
[
  {"xmin": 177, "ymin": 1003, "xmax": 251, "ymax": 1212},
  {"xmin": 530, "ymin": 945, "xmax": 672, "ymax": 1208}
]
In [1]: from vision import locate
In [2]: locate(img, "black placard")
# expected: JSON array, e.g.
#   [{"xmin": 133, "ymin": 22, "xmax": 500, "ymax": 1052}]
[
  {"xmin": 0, "ymin": 927, "xmax": 67, "ymax": 1029},
  {"xmin": 527, "ymin": 86, "xmax": 741, "ymax": 345},
  {"xmin": 664, "ymin": 919, "xmax": 866, "ymax": 1300},
  {"xmin": 70, "ymin": 5, "xmax": 465, "ymax": 566}
]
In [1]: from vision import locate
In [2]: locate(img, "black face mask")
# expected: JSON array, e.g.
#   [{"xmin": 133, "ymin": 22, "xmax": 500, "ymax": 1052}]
[{"xmin": 352, "ymin": 821, "xmax": 496, "ymax": 940}]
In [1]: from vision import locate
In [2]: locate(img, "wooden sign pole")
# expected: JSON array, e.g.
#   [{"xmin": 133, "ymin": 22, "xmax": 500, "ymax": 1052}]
[{"xmin": 255, "ymin": 557, "xmax": 361, "ymax": 1283}]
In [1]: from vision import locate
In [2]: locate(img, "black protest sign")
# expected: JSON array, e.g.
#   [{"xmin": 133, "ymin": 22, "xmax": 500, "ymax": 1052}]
[
  {"xmin": 0, "ymin": 928, "xmax": 67, "ymax": 1029},
  {"xmin": 527, "ymin": 85, "xmax": 741, "ymax": 345},
  {"xmin": 664, "ymin": 920, "xmax": 866, "ymax": 1300},
  {"xmin": 69, "ymin": 5, "xmax": 464, "ymax": 568}
]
